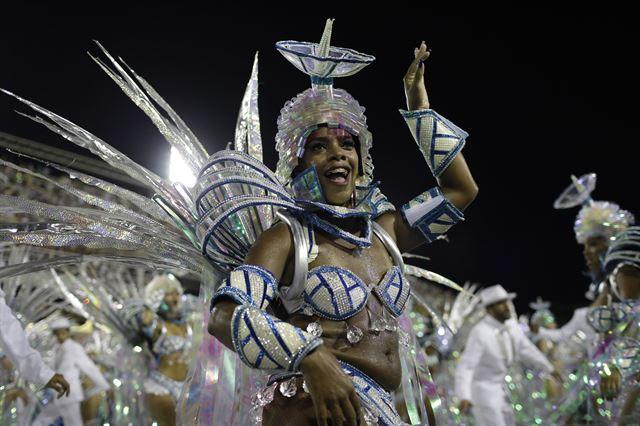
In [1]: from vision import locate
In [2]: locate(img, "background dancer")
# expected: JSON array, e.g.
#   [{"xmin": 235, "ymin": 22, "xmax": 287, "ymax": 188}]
[{"xmin": 455, "ymin": 285, "xmax": 561, "ymax": 426}]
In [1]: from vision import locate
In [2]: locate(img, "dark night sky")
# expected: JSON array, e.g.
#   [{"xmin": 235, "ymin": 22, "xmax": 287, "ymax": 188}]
[{"xmin": 1, "ymin": 12, "xmax": 637, "ymax": 321}]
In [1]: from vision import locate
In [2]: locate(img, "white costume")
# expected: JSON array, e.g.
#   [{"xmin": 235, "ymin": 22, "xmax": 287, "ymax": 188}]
[
  {"xmin": 537, "ymin": 306, "xmax": 596, "ymax": 348},
  {"xmin": 0, "ymin": 288, "xmax": 54, "ymax": 387},
  {"xmin": 33, "ymin": 319, "xmax": 110, "ymax": 426},
  {"xmin": 454, "ymin": 286, "xmax": 554, "ymax": 426}
]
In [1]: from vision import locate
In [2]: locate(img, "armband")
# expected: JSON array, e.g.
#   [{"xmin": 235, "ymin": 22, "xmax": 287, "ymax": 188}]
[
  {"xmin": 400, "ymin": 109, "xmax": 468, "ymax": 177},
  {"xmin": 210, "ymin": 265, "xmax": 277, "ymax": 311},
  {"xmin": 401, "ymin": 187, "xmax": 464, "ymax": 242},
  {"xmin": 231, "ymin": 305, "xmax": 321, "ymax": 371}
]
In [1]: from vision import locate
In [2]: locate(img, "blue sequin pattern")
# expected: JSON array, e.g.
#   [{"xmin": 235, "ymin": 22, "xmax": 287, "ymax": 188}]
[
  {"xmin": 401, "ymin": 187, "xmax": 464, "ymax": 243},
  {"xmin": 231, "ymin": 305, "xmax": 321, "ymax": 371},
  {"xmin": 400, "ymin": 108, "xmax": 468, "ymax": 177},
  {"xmin": 299, "ymin": 265, "xmax": 410, "ymax": 320},
  {"xmin": 209, "ymin": 265, "xmax": 278, "ymax": 311}
]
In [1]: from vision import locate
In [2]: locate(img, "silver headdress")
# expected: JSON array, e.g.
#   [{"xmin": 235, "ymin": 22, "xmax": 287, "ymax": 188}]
[
  {"xmin": 528, "ymin": 296, "xmax": 556, "ymax": 327},
  {"xmin": 554, "ymin": 173, "xmax": 634, "ymax": 244},
  {"xmin": 275, "ymin": 19, "xmax": 375, "ymax": 184},
  {"xmin": 144, "ymin": 273, "xmax": 184, "ymax": 312}
]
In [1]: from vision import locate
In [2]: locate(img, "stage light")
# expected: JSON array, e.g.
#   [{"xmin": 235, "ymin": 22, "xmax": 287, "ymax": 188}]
[{"xmin": 169, "ymin": 146, "xmax": 196, "ymax": 187}]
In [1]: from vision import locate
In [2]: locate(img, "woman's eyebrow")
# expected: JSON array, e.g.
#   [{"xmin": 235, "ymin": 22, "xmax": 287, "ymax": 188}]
[{"xmin": 307, "ymin": 136, "xmax": 330, "ymax": 143}]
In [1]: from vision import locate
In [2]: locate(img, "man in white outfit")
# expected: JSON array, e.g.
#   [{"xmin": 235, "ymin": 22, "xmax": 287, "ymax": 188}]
[
  {"xmin": 454, "ymin": 285, "xmax": 562, "ymax": 426},
  {"xmin": 0, "ymin": 287, "xmax": 70, "ymax": 395},
  {"xmin": 32, "ymin": 317, "xmax": 110, "ymax": 426}
]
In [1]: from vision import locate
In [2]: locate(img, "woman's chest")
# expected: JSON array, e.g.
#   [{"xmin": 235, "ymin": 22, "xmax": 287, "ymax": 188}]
[{"xmin": 310, "ymin": 234, "xmax": 394, "ymax": 285}]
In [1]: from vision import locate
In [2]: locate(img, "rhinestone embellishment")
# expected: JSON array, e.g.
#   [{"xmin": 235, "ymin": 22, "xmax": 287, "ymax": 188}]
[
  {"xmin": 347, "ymin": 324, "xmax": 364, "ymax": 344},
  {"xmin": 279, "ymin": 377, "xmax": 298, "ymax": 398},
  {"xmin": 306, "ymin": 321, "xmax": 323, "ymax": 337}
]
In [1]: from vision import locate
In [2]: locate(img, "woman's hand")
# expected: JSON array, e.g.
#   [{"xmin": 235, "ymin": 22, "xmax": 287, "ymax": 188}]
[
  {"xmin": 300, "ymin": 345, "xmax": 364, "ymax": 426},
  {"xmin": 404, "ymin": 41, "xmax": 431, "ymax": 111}
]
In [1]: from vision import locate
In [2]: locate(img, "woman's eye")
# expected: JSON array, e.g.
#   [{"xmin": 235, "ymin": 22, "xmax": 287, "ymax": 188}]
[
  {"xmin": 310, "ymin": 142, "xmax": 325, "ymax": 152},
  {"xmin": 342, "ymin": 139, "xmax": 355, "ymax": 149}
]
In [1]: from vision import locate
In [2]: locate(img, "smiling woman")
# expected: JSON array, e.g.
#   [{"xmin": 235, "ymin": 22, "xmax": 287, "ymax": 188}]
[{"xmin": 207, "ymin": 19, "xmax": 478, "ymax": 425}]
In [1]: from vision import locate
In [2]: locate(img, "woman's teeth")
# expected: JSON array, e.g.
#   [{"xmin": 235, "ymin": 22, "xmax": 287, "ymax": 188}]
[{"xmin": 325, "ymin": 168, "xmax": 349, "ymax": 184}]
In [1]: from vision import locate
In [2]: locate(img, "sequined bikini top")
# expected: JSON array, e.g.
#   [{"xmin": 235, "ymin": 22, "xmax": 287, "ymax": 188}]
[
  {"xmin": 302, "ymin": 264, "xmax": 409, "ymax": 320},
  {"xmin": 276, "ymin": 211, "xmax": 411, "ymax": 319},
  {"xmin": 152, "ymin": 321, "xmax": 193, "ymax": 357}
]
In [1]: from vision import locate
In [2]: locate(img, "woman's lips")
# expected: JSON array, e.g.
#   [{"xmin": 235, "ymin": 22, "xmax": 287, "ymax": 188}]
[{"xmin": 324, "ymin": 167, "xmax": 350, "ymax": 186}]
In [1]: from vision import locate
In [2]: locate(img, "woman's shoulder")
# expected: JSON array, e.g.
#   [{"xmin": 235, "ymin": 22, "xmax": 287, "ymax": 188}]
[
  {"xmin": 244, "ymin": 221, "xmax": 295, "ymax": 274},
  {"xmin": 254, "ymin": 222, "xmax": 293, "ymax": 251}
]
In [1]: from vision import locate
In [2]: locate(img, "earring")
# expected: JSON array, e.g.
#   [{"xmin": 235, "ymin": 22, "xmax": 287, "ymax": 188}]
[{"xmin": 350, "ymin": 190, "xmax": 357, "ymax": 208}]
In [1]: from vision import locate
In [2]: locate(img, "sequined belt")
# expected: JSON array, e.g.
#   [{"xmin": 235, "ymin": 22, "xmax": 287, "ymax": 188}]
[{"xmin": 259, "ymin": 361, "xmax": 406, "ymax": 425}]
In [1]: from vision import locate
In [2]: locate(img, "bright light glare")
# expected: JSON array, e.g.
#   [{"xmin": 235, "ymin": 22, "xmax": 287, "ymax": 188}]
[{"xmin": 169, "ymin": 147, "xmax": 196, "ymax": 187}]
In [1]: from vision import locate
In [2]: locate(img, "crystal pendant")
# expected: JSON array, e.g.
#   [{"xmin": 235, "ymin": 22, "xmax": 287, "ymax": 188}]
[
  {"xmin": 256, "ymin": 383, "xmax": 276, "ymax": 406},
  {"xmin": 364, "ymin": 408, "xmax": 378, "ymax": 425},
  {"xmin": 372, "ymin": 316, "xmax": 387, "ymax": 333},
  {"xmin": 302, "ymin": 380, "xmax": 309, "ymax": 393},
  {"xmin": 306, "ymin": 321, "xmax": 323, "ymax": 337},
  {"xmin": 347, "ymin": 325, "xmax": 364, "ymax": 344},
  {"xmin": 279, "ymin": 377, "xmax": 298, "ymax": 398},
  {"xmin": 385, "ymin": 319, "xmax": 397, "ymax": 332}
]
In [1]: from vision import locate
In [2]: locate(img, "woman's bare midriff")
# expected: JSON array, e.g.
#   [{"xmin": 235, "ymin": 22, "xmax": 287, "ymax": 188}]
[
  {"xmin": 263, "ymin": 225, "xmax": 402, "ymax": 425},
  {"xmin": 287, "ymin": 296, "xmax": 401, "ymax": 391},
  {"xmin": 263, "ymin": 302, "xmax": 401, "ymax": 426},
  {"xmin": 156, "ymin": 320, "xmax": 189, "ymax": 382},
  {"xmin": 157, "ymin": 357, "xmax": 188, "ymax": 381}
]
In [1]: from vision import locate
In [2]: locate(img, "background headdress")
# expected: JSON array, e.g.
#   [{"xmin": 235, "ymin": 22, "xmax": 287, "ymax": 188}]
[
  {"xmin": 528, "ymin": 296, "xmax": 556, "ymax": 327},
  {"xmin": 554, "ymin": 173, "xmax": 634, "ymax": 244},
  {"xmin": 275, "ymin": 19, "xmax": 376, "ymax": 184},
  {"xmin": 144, "ymin": 273, "xmax": 183, "ymax": 311}
]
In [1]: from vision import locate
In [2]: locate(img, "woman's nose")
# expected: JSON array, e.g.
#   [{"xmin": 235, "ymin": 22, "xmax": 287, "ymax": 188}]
[{"xmin": 327, "ymin": 142, "xmax": 347, "ymax": 159}]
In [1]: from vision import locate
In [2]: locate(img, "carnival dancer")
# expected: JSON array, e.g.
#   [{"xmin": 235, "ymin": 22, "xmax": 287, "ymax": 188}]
[
  {"xmin": 455, "ymin": 285, "xmax": 561, "ymax": 426},
  {"xmin": 528, "ymin": 297, "xmax": 557, "ymax": 353},
  {"xmin": 135, "ymin": 274, "xmax": 193, "ymax": 426},
  {"xmin": 208, "ymin": 19, "xmax": 477, "ymax": 425},
  {"xmin": 534, "ymin": 173, "xmax": 635, "ymax": 350},
  {"xmin": 32, "ymin": 317, "xmax": 109, "ymax": 426},
  {"xmin": 532, "ymin": 174, "xmax": 634, "ymax": 423},
  {"xmin": 591, "ymin": 227, "xmax": 640, "ymax": 424}
]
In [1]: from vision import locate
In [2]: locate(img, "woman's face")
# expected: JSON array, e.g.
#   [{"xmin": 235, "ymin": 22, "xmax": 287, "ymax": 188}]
[
  {"xmin": 163, "ymin": 290, "xmax": 182, "ymax": 315},
  {"xmin": 300, "ymin": 127, "xmax": 360, "ymax": 206},
  {"xmin": 615, "ymin": 264, "xmax": 640, "ymax": 300},
  {"xmin": 583, "ymin": 236, "xmax": 608, "ymax": 274}
]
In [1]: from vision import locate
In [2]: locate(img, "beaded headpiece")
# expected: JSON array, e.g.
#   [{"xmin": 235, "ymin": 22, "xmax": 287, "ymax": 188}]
[
  {"xmin": 275, "ymin": 19, "xmax": 375, "ymax": 185},
  {"xmin": 528, "ymin": 297, "xmax": 556, "ymax": 327},
  {"xmin": 144, "ymin": 273, "xmax": 183, "ymax": 312},
  {"xmin": 554, "ymin": 173, "xmax": 634, "ymax": 244}
]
